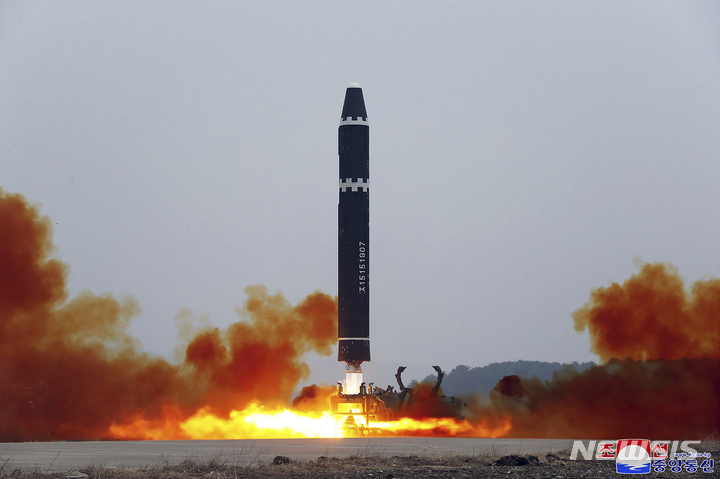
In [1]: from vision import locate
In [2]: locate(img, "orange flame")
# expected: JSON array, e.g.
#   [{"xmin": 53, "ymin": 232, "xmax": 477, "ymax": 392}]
[{"xmin": 109, "ymin": 405, "xmax": 512, "ymax": 439}]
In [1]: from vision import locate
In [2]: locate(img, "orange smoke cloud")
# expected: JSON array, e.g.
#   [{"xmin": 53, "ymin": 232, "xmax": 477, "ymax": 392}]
[
  {"xmin": 181, "ymin": 285, "xmax": 337, "ymax": 415},
  {"xmin": 486, "ymin": 263, "xmax": 719, "ymax": 438},
  {"xmin": 0, "ymin": 188, "xmax": 337, "ymax": 441},
  {"xmin": 573, "ymin": 262, "xmax": 719, "ymax": 362},
  {"xmin": 2, "ymin": 187, "xmax": 718, "ymax": 441},
  {"xmin": 487, "ymin": 358, "xmax": 718, "ymax": 438}
]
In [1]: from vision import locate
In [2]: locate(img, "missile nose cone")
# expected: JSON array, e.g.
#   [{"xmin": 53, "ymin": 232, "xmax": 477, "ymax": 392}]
[
  {"xmin": 348, "ymin": 82, "xmax": 361, "ymax": 88},
  {"xmin": 341, "ymin": 84, "xmax": 367, "ymax": 120}
]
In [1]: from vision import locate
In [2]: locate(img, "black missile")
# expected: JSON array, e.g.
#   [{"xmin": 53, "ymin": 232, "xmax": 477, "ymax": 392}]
[{"xmin": 338, "ymin": 83, "xmax": 370, "ymax": 378}]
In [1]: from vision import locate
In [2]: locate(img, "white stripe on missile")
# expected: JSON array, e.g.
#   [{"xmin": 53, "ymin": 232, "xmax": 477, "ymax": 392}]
[
  {"xmin": 339, "ymin": 117, "xmax": 369, "ymax": 126},
  {"xmin": 339, "ymin": 178, "xmax": 368, "ymax": 192}
]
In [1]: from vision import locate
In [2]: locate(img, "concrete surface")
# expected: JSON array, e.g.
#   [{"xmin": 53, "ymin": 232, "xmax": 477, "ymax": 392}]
[{"xmin": 0, "ymin": 438, "xmax": 575, "ymax": 472}]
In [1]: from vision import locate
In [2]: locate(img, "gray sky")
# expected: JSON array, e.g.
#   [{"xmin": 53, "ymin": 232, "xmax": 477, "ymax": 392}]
[{"xmin": 2, "ymin": 1, "xmax": 719, "ymax": 387}]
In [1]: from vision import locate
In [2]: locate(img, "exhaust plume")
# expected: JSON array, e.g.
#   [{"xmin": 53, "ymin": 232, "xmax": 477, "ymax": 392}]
[
  {"xmin": 2, "ymin": 187, "xmax": 717, "ymax": 440},
  {"xmin": 0, "ymin": 188, "xmax": 337, "ymax": 441},
  {"xmin": 572, "ymin": 262, "xmax": 719, "ymax": 362},
  {"xmin": 483, "ymin": 263, "xmax": 719, "ymax": 438}
]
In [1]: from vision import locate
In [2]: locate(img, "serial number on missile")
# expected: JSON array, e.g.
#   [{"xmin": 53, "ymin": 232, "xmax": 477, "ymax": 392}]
[{"xmin": 359, "ymin": 241, "xmax": 367, "ymax": 293}]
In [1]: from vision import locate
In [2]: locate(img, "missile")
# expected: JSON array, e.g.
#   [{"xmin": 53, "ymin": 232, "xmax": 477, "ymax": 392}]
[{"xmin": 338, "ymin": 83, "xmax": 370, "ymax": 394}]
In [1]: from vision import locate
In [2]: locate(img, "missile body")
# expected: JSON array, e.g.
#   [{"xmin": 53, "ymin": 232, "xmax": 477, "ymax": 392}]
[{"xmin": 338, "ymin": 83, "xmax": 370, "ymax": 375}]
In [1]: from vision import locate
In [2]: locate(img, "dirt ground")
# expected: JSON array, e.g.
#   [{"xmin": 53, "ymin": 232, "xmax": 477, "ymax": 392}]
[{"xmin": 1, "ymin": 442, "xmax": 717, "ymax": 478}]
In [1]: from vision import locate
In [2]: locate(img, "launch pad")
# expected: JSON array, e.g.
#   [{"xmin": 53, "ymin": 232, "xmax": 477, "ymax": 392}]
[
  {"xmin": 330, "ymin": 382, "xmax": 392, "ymax": 435},
  {"xmin": 330, "ymin": 366, "xmax": 464, "ymax": 434}
]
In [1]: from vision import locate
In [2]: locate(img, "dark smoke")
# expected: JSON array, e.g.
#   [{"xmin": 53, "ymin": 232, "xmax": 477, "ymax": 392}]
[
  {"xmin": 291, "ymin": 384, "xmax": 336, "ymax": 412},
  {"xmin": 0, "ymin": 188, "xmax": 337, "ymax": 441}
]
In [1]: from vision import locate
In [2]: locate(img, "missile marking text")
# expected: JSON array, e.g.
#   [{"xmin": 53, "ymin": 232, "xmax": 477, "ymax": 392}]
[{"xmin": 359, "ymin": 242, "xmax": 367, "ymax": 293}]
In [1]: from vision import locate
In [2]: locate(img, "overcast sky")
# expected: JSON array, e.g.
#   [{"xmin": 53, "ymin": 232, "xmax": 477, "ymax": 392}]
[{"xmin": 2, "ymin": 1, "xmax": 718, "ymax": 387}]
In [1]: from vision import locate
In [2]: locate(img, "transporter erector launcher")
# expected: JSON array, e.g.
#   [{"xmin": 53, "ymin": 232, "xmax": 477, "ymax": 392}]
[{"xmin": 338, "ymin": 83, "xmax": 370, "ymax": 395}]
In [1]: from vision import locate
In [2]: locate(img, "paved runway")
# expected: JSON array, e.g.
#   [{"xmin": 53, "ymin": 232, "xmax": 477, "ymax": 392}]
[{"xmin": 0, "ymin": 438, "xmax": 575, "ymax": 472}]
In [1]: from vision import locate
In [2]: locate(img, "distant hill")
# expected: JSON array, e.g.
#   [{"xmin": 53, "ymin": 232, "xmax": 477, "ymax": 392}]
[{"xmin": 414, "ymin": 360, "xmax": 595, "ymax": 397}]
